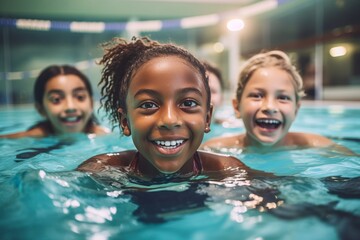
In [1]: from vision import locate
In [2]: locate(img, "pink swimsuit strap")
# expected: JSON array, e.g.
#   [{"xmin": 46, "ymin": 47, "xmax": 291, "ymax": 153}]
[
  {"xmin": 129, "ymin": 152, "xmax": 140, "ymax": 173},
  {"xmin": 192, "ymin": 151, "xmax": 203, "ymax": 176},
  {"xmin": 129, "ymin": 151, "xmax": 203, "ymax": 176}
]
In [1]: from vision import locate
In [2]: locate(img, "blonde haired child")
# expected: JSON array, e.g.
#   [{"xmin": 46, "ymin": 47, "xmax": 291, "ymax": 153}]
[{"xmin": 202, "ymin": 50, "xmax": 338, "ymax": 152}]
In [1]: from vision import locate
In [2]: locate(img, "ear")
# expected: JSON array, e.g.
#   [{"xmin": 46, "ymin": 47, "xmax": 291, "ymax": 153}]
[
  {"xmin": 118, "ymin": 108, "xmax": 131, "ymax": 136},
  {"xmin": 204, "ymin": 104, "xmax": 213, "ymax": 133},
  {"xmin": 232, "ymin": 99, "xmax": 241, "ymax": 118}
]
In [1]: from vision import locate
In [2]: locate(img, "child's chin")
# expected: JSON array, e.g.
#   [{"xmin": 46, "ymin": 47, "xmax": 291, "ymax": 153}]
[
  {"xmin": 158, "ymin": 168, "xmax": 178, "ymax": 175},
  {"xmin": 257, "ymin": 139, "xmax": 279, "ymax": 147}
]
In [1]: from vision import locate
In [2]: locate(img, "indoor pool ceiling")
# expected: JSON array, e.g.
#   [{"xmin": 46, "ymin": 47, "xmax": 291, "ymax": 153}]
[
  {"xmin": 0, "ymin": 0, "xmax": 264, "ymax": 21},
  {"xmin": 1, "ymin": 0, "xmax": 359, "ymax": 54}
]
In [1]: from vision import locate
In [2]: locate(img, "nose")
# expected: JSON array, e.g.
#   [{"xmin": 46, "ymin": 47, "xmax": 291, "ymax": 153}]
[
  {"xmin": 64, "ymin": 97, "xmax": 76, "ymax": 113},
  {"xmin": 261, "ymin": 97, "xmax": 278, "ymax": 114},
  {"xmin": 158, "ymin": 104, "xmax": 182, "ymax": 129}
]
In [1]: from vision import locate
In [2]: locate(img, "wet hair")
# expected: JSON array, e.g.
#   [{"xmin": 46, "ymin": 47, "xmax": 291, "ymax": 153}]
[
  {"xmin": 203, "ymin": 61, "xmax": 224, "ymax": 89},
  {"xmin": 34, "ymin": 65, "xmax": 99, "ymax": 124},
  {"xmin": 99, "ymin": 37, "xmax": 210, "ymax": 130},
  {"xmin": 235, "ymin": 50, "xmax": 305, "ymax": 102}
]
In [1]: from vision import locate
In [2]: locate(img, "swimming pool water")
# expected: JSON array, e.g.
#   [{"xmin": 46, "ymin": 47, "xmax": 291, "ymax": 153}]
[{"xmin": 0, "ymin": 104, "xmax": 359, "ymax": 240}]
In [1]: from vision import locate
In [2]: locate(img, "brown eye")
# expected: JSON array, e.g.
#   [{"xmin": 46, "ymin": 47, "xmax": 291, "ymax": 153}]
[
  {"xmin": 49, "ymin": 96, "xmax": 61, "ymax": 104},
  {"xmin": 249, "ymin": 93, "xmax": 262, "ymax": 99},
  {"xmin": 77, "ymin": 95, "xmax": 86, "ymax": 101},
  {"xmin": 278, "ymin": 95, "xmax": 291, "ymax": 101},
  {"xmin": 180, "ymin": 99, "xmax": 198, "ymax": 108},
  {"xmin": 140, "ymin": 102, "xmax": 158, "ymax": 109}
]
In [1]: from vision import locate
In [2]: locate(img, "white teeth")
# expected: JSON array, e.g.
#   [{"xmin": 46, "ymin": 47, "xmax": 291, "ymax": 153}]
[
  {"xmin": 257, "ymin": 119, "xmax": 280, "ymax": 124},
  {"xmin": 64, "ymin": 117, "xmax": 78, "ymax": 122},
  {"xmin": 155, "ymin": 140, "xmax": 184, "ymax": 148}
]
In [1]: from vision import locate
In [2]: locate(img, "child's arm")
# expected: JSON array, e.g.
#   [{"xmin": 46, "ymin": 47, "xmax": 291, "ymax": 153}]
[
  {"xmin": 199, "ymin": 151, "xmax": 275, "ymax": 178},
  {"xmin": 295, "ymin": 132, "xmax": 358, "ymax": 156},
  {"xmin": 0, "ymin": 127, "xmax": 46, "ymax": 139},
  {"xmin": 76, "ymin": 154, "xmax": 109, "ymax": 172},
  {"xmin": 200, "ymin": 134, "xmax": 243, "ymax": 150}
]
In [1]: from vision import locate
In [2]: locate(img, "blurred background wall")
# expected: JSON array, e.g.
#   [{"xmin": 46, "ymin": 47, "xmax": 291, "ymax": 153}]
[{"xmin": 0, "ymin": 0, "xmax": 359, "ymax": 106}]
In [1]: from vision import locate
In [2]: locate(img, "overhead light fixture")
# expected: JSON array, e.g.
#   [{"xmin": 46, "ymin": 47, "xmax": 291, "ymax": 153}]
[
  {"xmin": 227, "ymin": 19, "xmax": 244, "ymax": 32},
  {"xmin": 329, "ymin": 46, "xmax": 347, "ymax": 57}
]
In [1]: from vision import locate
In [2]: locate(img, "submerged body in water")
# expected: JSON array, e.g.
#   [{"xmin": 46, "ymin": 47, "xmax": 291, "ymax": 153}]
[{"xmin": 1, "ymin": 158, "xmax": 360, "ymax": 240}]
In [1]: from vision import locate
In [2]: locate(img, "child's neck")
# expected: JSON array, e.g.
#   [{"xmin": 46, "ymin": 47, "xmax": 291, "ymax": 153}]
[{"xmin": 134, "ymin": 153, "xmax": 199, "ymax": 181}]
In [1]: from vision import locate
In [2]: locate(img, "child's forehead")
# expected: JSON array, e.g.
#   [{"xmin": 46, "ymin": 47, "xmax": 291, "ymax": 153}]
[
  {"xmin": 133, "ymin": 55, "xmax": 201, "ymax": 80},
  {"xmin": 140, "ymin": 55, "xmax": 194, "ymax": 70},
  {"xmin": 129, "ymin": 56, "xmax": 206, "ymax": 92},
  {"xmin": 248, "ymin": 67, "xmax": 295, "ymax": 87},
  {"xmin": 252, "ymin": 67, "xmax": 291, "ymax": 80},
  {"xmin": 46, "ymin": 74, "xmax": 87, "ymax": 90}
]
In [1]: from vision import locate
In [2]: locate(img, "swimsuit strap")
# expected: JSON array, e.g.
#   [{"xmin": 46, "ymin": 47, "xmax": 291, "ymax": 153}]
[
  {"xmin": 192, "ymin": 151, "xmax": 203, "ymax": 176},
  {"xmin": 129, "ymin": 151, "xmax": 140, "ymax": 173}
]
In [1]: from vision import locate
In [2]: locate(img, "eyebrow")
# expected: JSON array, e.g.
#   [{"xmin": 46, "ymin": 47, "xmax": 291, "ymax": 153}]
[
  {"xmin": 46, "ymin": 89, "xmax": 64, "ymax": 96},
  {"xmin": 179, "ymin": 87, "xmax": 203, "ymax": 97},
  {"xmin": 134, "ymin": 87, "xmax": 203, "ymax": 98},
  {"xmin": 72, "ymin": 87, "xmax": 88, "ymax": 94},
  {"xmin": 46, "ymin": 87, "xmax": 88, "ymax": 96}
]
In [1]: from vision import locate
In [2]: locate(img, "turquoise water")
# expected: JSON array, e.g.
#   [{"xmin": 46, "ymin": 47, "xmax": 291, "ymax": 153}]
[{"xmin": 0, "ymin": 105, "xmax": 359, "ymax": 240}]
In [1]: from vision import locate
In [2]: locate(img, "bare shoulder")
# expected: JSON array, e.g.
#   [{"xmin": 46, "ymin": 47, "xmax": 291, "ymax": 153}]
[
  {"xmin": 0, "ymin": 126, "xmax": 47, "ymax": 139},
  {"xmin": 201, "ymin": 134, "xmax": 244, "ymax": 150},
  {"xmin": 76, "ymin": 150, "xmax": 137, "ymax": 173},
  {"xmin": 198, "ymin": 150, "xmax": 247, "ymax": 171},
  {"xmin": 290, "ymin": 132, "xmax": 334, "ymax": 147},
  {"xmin": 289, "ymin": 132, "xmax": 357, "ymax": 155},
  {"xmin": 92, "ymin": 125, "xmax": 111, "ymax": 135},
  {"xmin": 0, "ymin": 131, "xmax": 28, "ymax": 139},
  {"xmin": 198, "ymin": 151, "xmax": 275, "ymax": 178}
]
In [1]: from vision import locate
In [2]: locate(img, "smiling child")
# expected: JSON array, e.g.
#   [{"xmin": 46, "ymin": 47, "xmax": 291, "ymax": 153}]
[
  {"xmin": 77, "ymin": 37, "xmax": 265, "ymax": 180},
  {"xmin": 202, "ymin": 50, "xmax": 337, "ymax": 152},
  {"xmin": 0, "ymin": 65, "xmax": 109, "ymax": 138}
]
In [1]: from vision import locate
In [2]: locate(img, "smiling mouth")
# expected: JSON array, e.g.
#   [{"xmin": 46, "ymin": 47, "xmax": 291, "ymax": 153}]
[
  {"xmin": 61, "ymin": 116, "xmax": 81, "ymax": 123},
  {"xmin": 154, "ymin": 140, "xmax": 185, "ymax": 149},
  {"xmin": 255, "ymin": 118, "xmax": 281, "ymax": 129}
]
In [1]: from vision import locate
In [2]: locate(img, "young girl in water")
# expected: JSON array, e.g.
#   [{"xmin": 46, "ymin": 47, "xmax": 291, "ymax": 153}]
[
  {"xmin": 0, "ymin": 65, "xmax": 109, "ymax": 138},
  {"xmin": 202, "ymin": 50, "xmax": 338, "ymax": 152},
  {"xmin": 77, "ymin": 37, "xmax": 265, "ymax": 180}
]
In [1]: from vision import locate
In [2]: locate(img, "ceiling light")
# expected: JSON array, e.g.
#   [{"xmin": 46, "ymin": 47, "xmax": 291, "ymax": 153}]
[
  {"xmin": 329, "ymin": 46, "xmax": 347, "ymax": 57},
  {"xmin": 227, "ymin": 19, "xmax": 244, "ymax": 32}
]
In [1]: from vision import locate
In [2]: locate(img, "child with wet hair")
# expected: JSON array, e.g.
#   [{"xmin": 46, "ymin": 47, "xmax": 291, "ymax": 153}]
[
  {"xmin": 202, "ymin": 50, "xmax": 342, "ymax": 153},
  {"xmin": 0, "ymin": 65, "xmax": 109, "ymax": 138},
  {"xmin": 77, "ymin": 37, "xmax": 268, "ymax": 180}
]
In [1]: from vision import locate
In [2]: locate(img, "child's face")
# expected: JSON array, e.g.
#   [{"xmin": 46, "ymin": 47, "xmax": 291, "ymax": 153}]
[
  {"xmin": 40, "ymin": 75, "xmax": 93, "ymax": 134},
  {"xmin": 122, "ymin": 56, "xmax": 211, "ymax": 174},
  {"xmin": 234, "ymin": 67, "xmax": 299, "ymax": 147},
  {"xmin": 208, "ymin": 71, "xmax": 222, "ymax": 108}
]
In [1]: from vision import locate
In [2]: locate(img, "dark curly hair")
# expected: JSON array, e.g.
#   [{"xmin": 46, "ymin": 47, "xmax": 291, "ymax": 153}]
[{"xmin": 98, "ymin": 37, "xmax": 210, "ymax": 131}]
